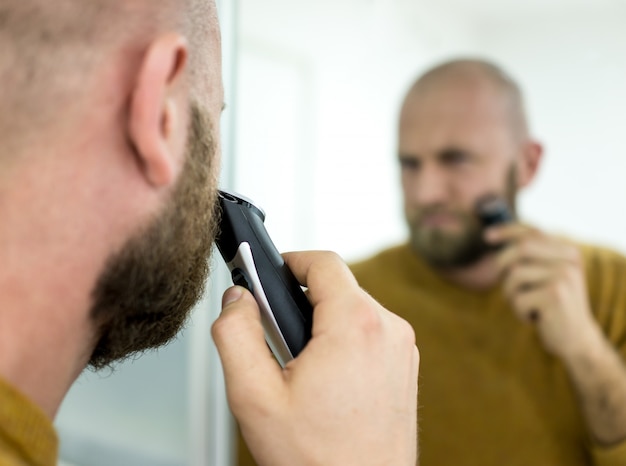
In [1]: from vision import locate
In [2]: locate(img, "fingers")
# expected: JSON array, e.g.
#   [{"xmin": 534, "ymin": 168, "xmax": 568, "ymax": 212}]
[
  {"xmin": 211, "ymin": 286, "xmax": 284, "ymax": 415},
  {"xmin": 502, "ymin": 262, "xmax": 552, "ymax": 298},
  {"xmin": 488, "ymin": 225, "xmax": 581, "ymax": 274},
  {"xmin": 487, "ymin": 225, "xmax": 584, "ymax": 325},
  {"xmin": 282, "ymin": 251, "xmax": 367, "ymax": 335},
  {"xmin": 507, "ymin": 286, "xmax": 545, "ymax": 323},
  {"xmin": 484, "ymin": 223, "xmax": 535, "ymax": 244},
  {"xmin": 503, "ymin": 263, "xmax": 586, "ymax": 324},
  {"xmin": 281, "ymin": 250, "xmax": 358, "ymax": 306}
]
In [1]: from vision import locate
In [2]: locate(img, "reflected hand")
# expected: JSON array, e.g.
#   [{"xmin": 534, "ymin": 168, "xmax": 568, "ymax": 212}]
[
  {"xmin": 487, "ymin": 224, "xmax": 601, "ymax": 360},
  {"xmin": 212, "ymin": 251, "xmax": 419, "ymax": 466}
]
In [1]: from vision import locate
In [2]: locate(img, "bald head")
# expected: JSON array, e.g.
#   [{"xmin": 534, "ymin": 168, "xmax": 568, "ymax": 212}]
[
  {"xmin": 0, "ymin": 0, "xmax": 218, "ymax": 156},
  {"xmin": 398, "ymin": 58, "xmax": 544, "ymax": 269},
  {"xmin": 403, "ymin": 58, "xmax": 529, "ymax": 140}
]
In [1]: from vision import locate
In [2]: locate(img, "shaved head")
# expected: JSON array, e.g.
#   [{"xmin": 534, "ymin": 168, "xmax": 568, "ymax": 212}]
[
  {"xmin": 398, "ymin": 59, "xmax": 541, "ymax": 269},
  {"xmin": 0, "ymin": 0, "xmax": 217, "ymax": 156},
  {"xmin": 404, "ymin": 58, "xmax": 529, "ymax": 141},
  {"xmin": 0, "ymin": 0, "xmax": 223, "ymax": 369}
]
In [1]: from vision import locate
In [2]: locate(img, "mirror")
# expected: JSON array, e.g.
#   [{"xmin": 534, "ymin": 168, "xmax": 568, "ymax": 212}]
[{"xmin": 235, "ymin": 0, "xmax": 626, "ymax": 261}]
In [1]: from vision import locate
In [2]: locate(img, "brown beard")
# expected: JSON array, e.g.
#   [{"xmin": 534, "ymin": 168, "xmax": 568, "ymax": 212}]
[
  {"xmin": 88, "ymin": 103, "xmax": 219, "ymax": 369},
  {"xmin": 408, "ymin": 166, "xmax": 517, "ymax": 269}
]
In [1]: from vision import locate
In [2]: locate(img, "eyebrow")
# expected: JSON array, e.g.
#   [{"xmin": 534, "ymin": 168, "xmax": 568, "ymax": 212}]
[
  {"xmin": 397, "ymin": 148, "xmax": 473, "ymax": 163},
  {"xmin": 438, "ymin": 147, "xmax": 473, "ymax": 159},
  {"xmin": 221, "ymin": 102, "xmax": 227, "ymax": 112}
]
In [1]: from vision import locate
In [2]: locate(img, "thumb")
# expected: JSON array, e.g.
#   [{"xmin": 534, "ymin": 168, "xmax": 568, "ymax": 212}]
[{"xmin": 211, "ymin": 286, "xmax": 284, "ymax": 414}]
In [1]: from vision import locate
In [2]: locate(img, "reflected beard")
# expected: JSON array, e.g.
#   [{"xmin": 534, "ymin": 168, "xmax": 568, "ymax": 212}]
[
  {"xmin": 409, "ymin": 212, "xmax": 489, "ymax": 268},
  {"xmin": 88, "ymin": 104, "xmax": 219, "ymax": 369},
  {"xmin": 408, "ymin": 166, "xmax": 517, "ymax": 269}
]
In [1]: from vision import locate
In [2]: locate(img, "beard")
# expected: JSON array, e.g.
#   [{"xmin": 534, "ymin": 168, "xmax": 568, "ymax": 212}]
[
  {"xmin": 407, "ymin": 166, "xmax": 517, "ymax": 269},
  {"xmin": 88, "ymin": 103, "xmax": 219, "ymax": 369}
]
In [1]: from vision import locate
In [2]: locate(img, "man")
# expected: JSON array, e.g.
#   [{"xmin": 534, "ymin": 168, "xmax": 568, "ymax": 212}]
[
  {"xmin": 349, "ymin": 59, "xmax": 626, "ymax": 465},
  {"xmin": 0, "ymin": 1, "xmax": 419, "ymax": 465}
]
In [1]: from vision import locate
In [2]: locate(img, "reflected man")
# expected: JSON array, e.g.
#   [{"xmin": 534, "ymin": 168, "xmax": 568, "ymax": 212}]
[{"xmin": 350, "ymin": 58, "xmax": 626, "ymax": 466}]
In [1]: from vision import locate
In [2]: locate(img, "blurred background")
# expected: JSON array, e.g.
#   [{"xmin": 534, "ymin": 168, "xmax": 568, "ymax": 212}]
[{"xmin": 56, "ymin": 0, "xmax": 626, "ymax": 465}]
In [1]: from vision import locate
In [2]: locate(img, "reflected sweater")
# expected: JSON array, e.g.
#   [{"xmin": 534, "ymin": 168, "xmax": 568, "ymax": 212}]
[
  {"xmin": 0, "ymin": 377, "xmax": 58, "ymax": 466},
  {"xmin": 349, "ymin": 243, "xmax": 626, "ymax": 466}
]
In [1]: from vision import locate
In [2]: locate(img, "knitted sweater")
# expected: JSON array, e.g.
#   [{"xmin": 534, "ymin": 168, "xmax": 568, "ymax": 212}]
[
  {"xmin": 349, "ymin": 242, "xmax": 626, "ymax": 466},
  {"xmin": 0, "ymin": 377, "xmax": 57, "ymax": 466}
]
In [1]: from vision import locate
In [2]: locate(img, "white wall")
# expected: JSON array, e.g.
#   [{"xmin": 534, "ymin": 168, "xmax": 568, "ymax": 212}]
[
  {"xmin": 475, "ymin": 11, "xmax": 626, "ymax": 250},
  {"xmin": 237, "ymin": 0, "xmax": 484, "ymax": 261}
]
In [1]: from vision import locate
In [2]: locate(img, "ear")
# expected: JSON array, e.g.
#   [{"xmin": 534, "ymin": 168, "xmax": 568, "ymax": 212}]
[
  {"xmin": 516, "ymin": 140, "xmax": 543, "ymax": 189},
  {"xmin": 128, "ymin": 33, "xmax": 189, "ymax": 188}
]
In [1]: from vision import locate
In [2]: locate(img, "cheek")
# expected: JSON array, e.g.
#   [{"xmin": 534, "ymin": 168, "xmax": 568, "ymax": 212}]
[
  {"xmin": 451, "ymin": 172, "xmax": 486, "ymax": 198},
  {"xmin": 400, "ymin": 172, "xmax": 413, "ymax": 194},
  {"xmin": 453, "ymin": 166, "xmax": 512, "ymax": 208}
]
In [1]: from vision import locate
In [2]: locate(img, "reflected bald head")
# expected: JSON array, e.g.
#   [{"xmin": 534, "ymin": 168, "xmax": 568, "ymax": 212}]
[
  {"xmin": 0, "ymin": 0, "xmax": 217, "ymax": 155},
  {"xmin": 404, "ymin": 58, "xmax": 529, "ymax": 140}
]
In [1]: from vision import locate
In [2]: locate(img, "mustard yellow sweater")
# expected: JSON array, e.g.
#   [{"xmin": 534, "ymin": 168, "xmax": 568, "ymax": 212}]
[
  {"xmin": 349, "ymin": 243, "xmax": 626, "ymax": 466},
  {"xmin": 236, "ymin": 242, "xmax": 626, "ymax": 466},
  {"xmin": 0, "ymin": 377, "xmax": 58, "ymax": 466}
]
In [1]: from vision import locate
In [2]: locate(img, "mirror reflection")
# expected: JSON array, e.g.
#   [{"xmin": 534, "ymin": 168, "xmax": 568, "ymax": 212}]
[{"xmin": 235, "ymin": 1, "xmax": 626, "ymax": 465}]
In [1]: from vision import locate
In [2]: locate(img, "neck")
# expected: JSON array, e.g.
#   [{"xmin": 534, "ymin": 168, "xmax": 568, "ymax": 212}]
[
  {"xmin": 0, "ymin": 159, "xmax": 103, "ymax": 419},
  {"xmin": 0, "ymin": 298, "xmax": 96, "ymax": 419},
  {"xmin": 436, "ymin": 253, "xmax": 501, "ymax": 290}
]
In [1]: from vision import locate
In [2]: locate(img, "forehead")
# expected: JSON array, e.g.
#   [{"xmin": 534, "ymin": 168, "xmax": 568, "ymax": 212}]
[{"xmin": 399, "ymin": 84, "xmax": 514, "ymax": 152}]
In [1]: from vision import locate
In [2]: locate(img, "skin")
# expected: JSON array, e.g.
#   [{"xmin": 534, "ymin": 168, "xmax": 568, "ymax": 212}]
[
  {"xmin": 0, "ymin": 1, "xmax": 419, "ymax": 465},
  {"xmin": 399, "ymin": 61, "xmax": 626, "ymax": 446}
]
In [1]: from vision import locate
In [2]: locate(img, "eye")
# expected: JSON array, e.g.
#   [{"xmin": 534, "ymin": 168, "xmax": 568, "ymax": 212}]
[
  {"xmin": 440, "ymin": 148, "xmax": 471, "ymax": 165},
  {"xmin": 399, "ymin": 156, "xmax": 421, "ymax": 172}
]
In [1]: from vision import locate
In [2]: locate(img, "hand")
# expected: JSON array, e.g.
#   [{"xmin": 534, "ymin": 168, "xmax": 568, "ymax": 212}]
[
  {"xmin": 212, "ymin": 251, "xmax": 419, "ymax": 466},
  {"xmin": 486, "ymin": 224, "xmax": 601, "ymax": 360}
]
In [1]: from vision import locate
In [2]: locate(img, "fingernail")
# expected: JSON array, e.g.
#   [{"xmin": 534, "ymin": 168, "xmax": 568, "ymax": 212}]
[{"xmin": 222, "ymin": 286, "xmax": 244, "ymax": 308}]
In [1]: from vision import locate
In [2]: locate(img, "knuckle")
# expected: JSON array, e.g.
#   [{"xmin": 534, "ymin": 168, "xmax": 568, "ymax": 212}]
[
  {"xmin": 385, "ymin": 308, "xmax": 417, "ymax": 345},
  {"xmin": 318, "ymin": 250, "xmax": 344, "ymax": 264},
  {"xmin": 347, "ymin": 290, "xmax": 389, "ymax": 335},
  {"xmin": 210, "ymin": 314, "xmax": 229, "ymax": 341},
  {"xmin": 354, "ymin": 298, "xmax": 384, "ymax": 334},
  {"xmin": 211, "ymin": 308, "xmax": 247, "ymax": 341},
  {"xmin": 413, "ymin": 345, "xmax": 421, "ymax": 367},
  {"xmin": 397, "ymin": 317, "xmax": 417, "ymax": 347}
]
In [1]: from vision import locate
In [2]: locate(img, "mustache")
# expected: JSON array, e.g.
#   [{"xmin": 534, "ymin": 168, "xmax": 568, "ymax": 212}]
[{"xmin": 414, "ymin": 206, "xmax": 473, "ymax": 223}]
